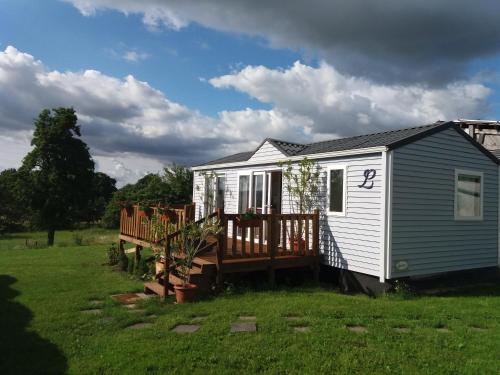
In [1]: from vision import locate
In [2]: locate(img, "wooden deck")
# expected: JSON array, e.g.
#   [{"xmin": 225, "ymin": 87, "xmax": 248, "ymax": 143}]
[{"xmin": 119, "ymin": 205, "xmax": 320, "ymax": 297}]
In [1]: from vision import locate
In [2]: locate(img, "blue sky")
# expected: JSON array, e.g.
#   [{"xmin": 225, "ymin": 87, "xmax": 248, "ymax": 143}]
[
  {"xmin": 0, "ymin": 0, "xmax": 301, "ymax": 115},
  {"xmin": 1, "ymin": 0, "xmax": 499, "ymax": 185}
]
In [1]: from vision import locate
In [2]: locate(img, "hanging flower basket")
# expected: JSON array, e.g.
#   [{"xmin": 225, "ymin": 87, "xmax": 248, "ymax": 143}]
[
  {"xmin": 235, "ymin": 214, "xmax": 261, "ymax": 228},
  {"xmin": 120, "ymin": 202, "xmax": 134, "ymax": 216}
]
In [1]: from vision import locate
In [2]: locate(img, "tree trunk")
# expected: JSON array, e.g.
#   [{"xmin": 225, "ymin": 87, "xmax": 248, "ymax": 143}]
[{"xmin": 47, "ymin": 227, "xmax": 55, "ymax": 246}]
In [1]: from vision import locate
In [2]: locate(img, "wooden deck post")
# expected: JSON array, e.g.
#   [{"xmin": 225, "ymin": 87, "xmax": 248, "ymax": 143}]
[
  {"xmin": 135, "ymin": 245, "xmax": 142, "ymax": 263},
  {"xmin": 216, "ymin": 208, "xmax": 225, "ymax": 290},
  {"xmin": 118, "ymin": 239, "xmax": 125, "ymax": 255},
  {"xmin": 313, "ymin": 209, "xmax": 320, "ymax": 283},
  {"xmin": 163, "ymin": 236, "xmax": 171, "ymax": 300},
  {"xmin": 267, "ymin": 209, "xmax": 276, "ymax": 288}
]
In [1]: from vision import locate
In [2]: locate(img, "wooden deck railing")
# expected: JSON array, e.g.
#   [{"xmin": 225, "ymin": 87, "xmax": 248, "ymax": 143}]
[
  {"xmin": 216, "ymin": 209, "xmax": 320, "ymax": 261},
  {"xmin": 119, "ymin": 204, "xmax": 195, "ymax": 243}
]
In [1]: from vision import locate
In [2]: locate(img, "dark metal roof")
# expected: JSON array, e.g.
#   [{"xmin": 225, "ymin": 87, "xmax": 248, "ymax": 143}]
[
  {"xmin": 197, "ymin": 121, "xmax": 500, "ymax": 166},
  {"xmin": 267, "ymin": 139, "xmax": 307, "ymax": 155},
  {"xmin": 198, "ymin": 151, "xmax": 254, "ymax": 166}
]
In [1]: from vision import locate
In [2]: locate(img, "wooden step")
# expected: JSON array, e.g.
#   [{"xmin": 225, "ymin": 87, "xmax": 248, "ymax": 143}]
[{"xmin": 144, "ymin": 281, "xmax": 174, "ymax": 297}]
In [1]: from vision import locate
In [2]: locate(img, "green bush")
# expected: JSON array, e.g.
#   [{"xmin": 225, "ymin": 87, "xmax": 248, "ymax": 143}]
[
  {"xmin": 127, "ymin": 256, "xmax": 135, "ymax": 274},
  {"xmin": 117, "ymin": 251, "xmax": 128, "ymax": 271},
  {"xmin": 106, "ymin": 243, "xmax": 120, "ymax": 266},
  {"xmin": 72, "ymin": 233, "xmax": 84, "ymax": 246},
  {"xmin": 135, "ymin": 257, "xmax": 150, "ymax": 278}
]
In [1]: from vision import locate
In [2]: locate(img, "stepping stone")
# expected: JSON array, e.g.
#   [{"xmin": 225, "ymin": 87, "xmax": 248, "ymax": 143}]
[
  {"xmin": 124, "ymin": 304, "xmax": 137, "ymax": 309},
  {"xmin": 111, "ymin": 293, "xmax": 142, "ymax": 304},
  {"xmin": 127, "ymin": 309, "xmax": 146, "ymax": 314},
  {"xmin": 238, "ymin": 316, "xmax": 256, "ymax": 321},
  {"xmin": 394, "ymin": 327, "xmax": 411, "ymax": 333},
  {"xmin": 294, "ymin": 326, "xmax": 310, "ymax": 332},
  {"xmin": 99, "ymin": 317, "xmax": 114, "ymax": 324},
  {"xmin": 135, "ymin": 292, "xmax": 155, "ymax": 300},
  {"xmin": 284, "ymin": 316, "xmax": 300, "ymax": 321},
  {"xmin": 147, "ymin": 314, "xmax": 158, "ymax": 319},
  {"xmin": 89, "ymin": 300, "xmax": 103, "ymax": 306},
  {"xmin": 231, "ymin": 322, "xmax": 257, "ymax": 332},
  {"xmin": 436, "ymin": 327, "xmax": 450, "ymax": 333},
  {"xmin": 126, "ymin": 322, "xmax": 152, "ymax": 330},
  {"xmin": 347, "ymin": 325, "xmax": 367, "ymax": 333},
  {"xmin": 172, "ymin": 324, "xmax": 200, "ymax": 333},
  {"xmin": 81, "ymin": 309, "xmax": 102, "ymax": 315},
  {"xmin": 470, "ymin": 326, "xmax": 486, "ymax": 332}
]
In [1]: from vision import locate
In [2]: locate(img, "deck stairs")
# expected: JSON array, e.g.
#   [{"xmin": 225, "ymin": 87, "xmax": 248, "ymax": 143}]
[{"xmin": 144, "ymin": 240, "xmax": 218, "ymax": 297}]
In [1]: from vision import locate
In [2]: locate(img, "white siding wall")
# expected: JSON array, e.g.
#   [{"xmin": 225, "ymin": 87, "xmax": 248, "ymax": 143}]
[
  {"xmin": 280, "ymin": 154, "xmax": 383, "ymax": 277},
  {"xmin": 194, "ymin": 152, "xmax": 384, "ymax": 277},
  {"xmin": 390, "ymin": 128, "xmax": 499, "ymax": 277},
  {"xmin": 248, "ymin": 141, "xmax": 284, "ymax": 163}
]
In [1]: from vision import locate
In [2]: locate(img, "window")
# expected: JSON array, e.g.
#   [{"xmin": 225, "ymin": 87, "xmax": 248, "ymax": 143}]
[
  {"xmin": 238, "ymin": 175, "xmax": 250, "ymax": 214},
  {"xmin": 203, "ymin": 176, "xmax": 214, "ymax": 217},
  {"xmin": 455, "ymin": 170, "xmax": 483, "ymax": 220},
  {"xmin": 327, "ymin": 166, "xmax": 346, "ymax": 215},
  {"xmin": 215, "ymin": 175, "xmax": 225, "ymax": 210}
]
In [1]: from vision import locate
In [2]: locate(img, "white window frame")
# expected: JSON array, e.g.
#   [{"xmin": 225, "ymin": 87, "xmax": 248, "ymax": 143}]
[
  {"xmin": 236, "ymin": 171, "xmax": 252, "ymax": 214},
  {"xmin": 327, "ymin": 165, "xmax": 347, "ymax": 216},
  {"xmin": 215, "ymin": 172, "xmax": 226, "ymax": 211},
  {"xmin": 454, "ymin": 169, "xmax": 484, "ymax": 221}
]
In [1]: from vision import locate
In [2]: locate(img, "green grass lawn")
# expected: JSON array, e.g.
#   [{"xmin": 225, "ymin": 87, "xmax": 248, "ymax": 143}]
[{"xmin": 0, "ymin": 229, "xmax": 499, "ymax": 374}]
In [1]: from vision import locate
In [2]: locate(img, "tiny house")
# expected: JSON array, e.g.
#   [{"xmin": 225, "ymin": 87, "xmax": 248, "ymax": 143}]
[{"xmin": 192, "ymin": 121, "xmax": 500, "ymax": 289}]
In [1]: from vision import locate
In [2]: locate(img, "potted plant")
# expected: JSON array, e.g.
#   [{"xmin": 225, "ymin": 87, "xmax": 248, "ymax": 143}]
[
  {"xmin": 121, "ymin": 201, "xmax": 134, "ymax": 216},
  {"xmin": 170, "ymin": 218, "xmax": 223, "ymax": 303},
  {"xmin": 154, "ymin": 253, "xmax": 166, "ymax": 276},
  {"xmin": 278, "ymin": 158, "xmax": 322, "ymax": 252},
  {"xmin": 139, "ymin": 201, "xmax": 154, "ymax": 218},
  {"xmin": 235, "ymin": 208, "xmax": 261, "ymax": 227}
]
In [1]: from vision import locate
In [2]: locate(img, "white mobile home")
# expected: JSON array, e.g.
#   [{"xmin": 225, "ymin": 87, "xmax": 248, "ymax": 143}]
[{"xmin": 192, "ymin": 122, "xmax": 499, "ymax": 289}]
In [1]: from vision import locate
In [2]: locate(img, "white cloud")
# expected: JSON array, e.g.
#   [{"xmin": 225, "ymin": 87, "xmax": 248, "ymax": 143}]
[
  {"xmin": 0, "ymin": 45, "xmax": 492, "ymax": 185},
  {"xmin": 123, "ymin": 50, "xmax": 150, "ymax": 63},
  {"xmin": 210, "ymin": 61, "xmax": 491, "ymax": 138}
]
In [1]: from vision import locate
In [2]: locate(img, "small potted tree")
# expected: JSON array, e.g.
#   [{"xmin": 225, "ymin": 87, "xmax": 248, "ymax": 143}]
[
  {"xmin": 120, "ymin": 200, "xmax": 134, "ymax": 216},
  {"xmin": 235, "ymin": 208, "xmax": 261, "ymax": 227},
  {"xmin": 139, "ymin": 201, "xmax": 154, "ymax": 218},
  {"xmin": 171, "ymin": 218, "xmax": 223, "ymax": 303},
  {"xmin": 279, "ymin": 158, "xmax": 322, "ymax": 251}
]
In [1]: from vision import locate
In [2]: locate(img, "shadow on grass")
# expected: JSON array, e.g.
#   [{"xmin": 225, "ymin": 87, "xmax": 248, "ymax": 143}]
[{"xmin": 0, "ymin": 275, "xmax": 67, "ymax": 374}]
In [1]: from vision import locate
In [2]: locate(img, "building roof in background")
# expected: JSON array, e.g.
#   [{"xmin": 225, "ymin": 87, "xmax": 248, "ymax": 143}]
[{"xmin": 197, "ymin": 121, "xmax": 500, "ymax": 167}]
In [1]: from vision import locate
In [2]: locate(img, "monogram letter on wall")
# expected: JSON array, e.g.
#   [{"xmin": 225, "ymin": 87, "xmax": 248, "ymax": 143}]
[{"xmin": 358, "ymin": 169, "xmax": 376, "ymax": 189}]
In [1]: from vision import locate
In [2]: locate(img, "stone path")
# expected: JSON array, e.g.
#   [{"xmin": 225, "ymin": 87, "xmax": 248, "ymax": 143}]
[
  {"xmin": 293, "ymin": 326, "xmax": 310, "ymax": 332},
  {"xmin": 347, "ymin": 325, "xmax": 367, "ymax": 333},
  {"xmin": 436, "ymin": 327, "xmax": 450, "ymax": 333},
  {"xmin": 394, "ymin": 327, "xmax": 411, "ymax": 333},
  {"xmin": 126, "ymin": 322, "xmax": 153, "ymax": 330},
  {"xmin": 172, "ymin": 324, "xmax": 201, "ymax": 333},
  {"xmin": 284, "ymin": 316, "xmax": 300, "ymax": 321},
  {"xmin": 238, "ymin": 316, "xmax": 256, "ymax": 321},
  {"xmin": 231, "ymin": 322, "xmax": 257, "ymax": 332},
  {"xmin": 81, "ymin": 309, "xmax": 102, "ymax": 315},
  {"xmin": 111, "ymin": 292, "xmax": 155, "ymax": 305}
]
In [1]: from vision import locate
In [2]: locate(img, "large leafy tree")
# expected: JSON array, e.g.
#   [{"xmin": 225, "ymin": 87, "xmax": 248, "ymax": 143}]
[
  {"xmin": 21, "ymin": 108, "xmax": 95, "ymax": 245},
  {"xmin": 80, "ymin": 172, "xmax": 117, "ymax": 223},
  {"xmin": 0, "ymin": 169, "xmax": 29, "ymax": 233},
  {"xmin": 102, "ymin": 166, "xmax": 193, "ymax": 228}
]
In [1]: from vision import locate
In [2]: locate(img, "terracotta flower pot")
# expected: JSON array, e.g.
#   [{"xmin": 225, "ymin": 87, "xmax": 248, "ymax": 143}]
[
  {"xmin": 174, "ymin": 283, "xmax": 198, "ymax": 304},
  {"xmin": 290, "ymin": 238, "xmax": 306, "ymax": 252}
]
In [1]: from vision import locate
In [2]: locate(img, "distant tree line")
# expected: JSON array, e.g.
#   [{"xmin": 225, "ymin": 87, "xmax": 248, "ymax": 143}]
[{"xmin": 0, "ymin": 108, "xmax": 193, "ymax": 245}]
